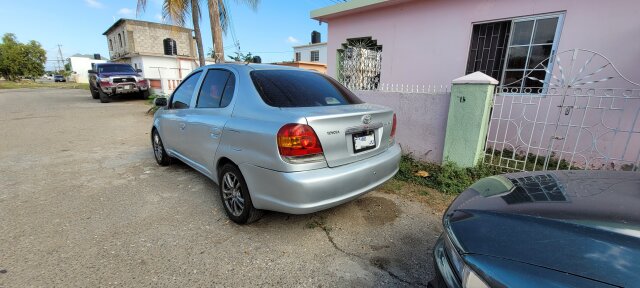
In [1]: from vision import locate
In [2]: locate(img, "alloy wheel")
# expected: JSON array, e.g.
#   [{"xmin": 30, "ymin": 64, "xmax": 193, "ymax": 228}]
[
  {"xmin": 153, "ymin": 133, "xmax": 163, "ymax": 162},
  {"xmin": 221, "ymin": 172, "xmax": 244, "ymax": 217}
]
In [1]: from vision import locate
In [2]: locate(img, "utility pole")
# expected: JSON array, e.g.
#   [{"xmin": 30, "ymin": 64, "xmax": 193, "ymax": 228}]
[{"xmin": 57, "ymin": 44, "xmax": 64, "ymax": 72}]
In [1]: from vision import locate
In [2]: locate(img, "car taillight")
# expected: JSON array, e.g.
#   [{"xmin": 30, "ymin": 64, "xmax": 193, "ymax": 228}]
[
  {"xmin": 390, "ymin": 113, "xmax": 397, "ymax": 138},
  {"xmin": 277, "ymin": 124, "xmax": 324, "ymax": 163}
]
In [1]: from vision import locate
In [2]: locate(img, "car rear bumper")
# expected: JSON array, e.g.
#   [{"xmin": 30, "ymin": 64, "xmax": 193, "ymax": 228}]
[{"xmin": 239, "ymin": 143, "xmax": 401, "ymax": 214}]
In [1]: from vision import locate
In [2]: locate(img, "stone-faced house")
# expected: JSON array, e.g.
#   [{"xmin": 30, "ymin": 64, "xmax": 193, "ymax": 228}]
[{"xmin": 103, "ymin": 19, "xmax": 198, "ymax": 94}]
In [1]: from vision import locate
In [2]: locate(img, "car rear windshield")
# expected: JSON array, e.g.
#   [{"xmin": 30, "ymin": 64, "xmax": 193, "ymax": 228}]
[
  {"xmin": 250, "ymin": 70, "xmax": 363, "ymax": 107},
  {"xmin": 98, "ymin": 64, "xmax": 135, "ymax": 73}
]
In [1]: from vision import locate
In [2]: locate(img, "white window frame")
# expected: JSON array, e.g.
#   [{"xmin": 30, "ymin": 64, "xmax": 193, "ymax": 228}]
[
  {"xmin": 310, "ymin": 50, "xmax": 320, "ymax": 62},
  {"xmin": 499, "ymin": 12, "xmax": 565, "ymax": 95}
]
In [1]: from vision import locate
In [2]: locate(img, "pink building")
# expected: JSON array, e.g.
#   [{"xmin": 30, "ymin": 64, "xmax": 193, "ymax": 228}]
[
  {"xmin": 311, "ymin": 0, "xmax": 640, "ymax": 86},
  {"xmin": 312, "ymin": 0, "xmax": 640, "ymax": 170}
]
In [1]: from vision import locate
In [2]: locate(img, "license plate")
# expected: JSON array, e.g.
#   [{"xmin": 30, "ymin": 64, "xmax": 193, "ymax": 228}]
[
  {"xmin": 352, "ymin": 130, "xmax": 376, "ymax": 153},
  {"xmin": 124, "ymin": 85, "xmax": 131, "ymax": 90}
]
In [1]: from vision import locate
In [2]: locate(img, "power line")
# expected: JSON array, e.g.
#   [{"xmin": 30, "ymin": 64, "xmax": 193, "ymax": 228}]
[
  {"xmin": 225, "ymin": 5, "xmax": 241, "ymax": 52},
  {"xmin": 224, "ymin": 50, "xmax": 293, "ymax": 54},
  {"xmin": 56, "ymin": 44, "xmax": 64, "ymax": 72}
]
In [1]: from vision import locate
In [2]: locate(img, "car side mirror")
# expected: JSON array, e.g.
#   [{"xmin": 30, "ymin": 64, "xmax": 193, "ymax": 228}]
[
  {"xmin": 136, "ymin": 69, "xmax": 143, "ymax": 73},
  {"xmin": 88, "ymin": 70, "xmax": 96, "ymax": 74},
  {"xmin": 154, "ymin": 97, "xmax": 168, "ymax": 107}
]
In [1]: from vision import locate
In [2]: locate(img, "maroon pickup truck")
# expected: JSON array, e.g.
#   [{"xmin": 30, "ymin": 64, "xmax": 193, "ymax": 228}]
[{"xmin": 88, "ymin": 63, "xmax": 150, "ymax": 103}]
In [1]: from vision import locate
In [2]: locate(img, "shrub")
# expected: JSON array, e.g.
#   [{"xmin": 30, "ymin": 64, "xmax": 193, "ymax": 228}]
[{"xmin": 396, "ymin": 154, "xmax": 502, "ymax": 194}]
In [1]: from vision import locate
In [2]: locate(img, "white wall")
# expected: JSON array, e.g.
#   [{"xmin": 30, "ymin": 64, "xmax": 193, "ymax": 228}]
[
  {"xmin": 133, "ymin": 55, "xmax": 197, "ymax": 94},
  {"xmin": 293, "ymin": 43, "xmax": 327, "ymax": 64},
  {"xmin": 69, "ymin": 57, "xmax": 107, "ymax": 83}
]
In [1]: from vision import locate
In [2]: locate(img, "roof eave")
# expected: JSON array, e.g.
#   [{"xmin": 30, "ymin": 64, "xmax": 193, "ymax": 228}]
[
  {"xmin": 310, "ymin": 0, "xmax": 394, "ymax": 22},
  {"xmin": 103, "ymin": 18, "xmax": 194, "ymax": 35},
  {"xmin": 292, "ymin": 42, "xmax": 327, "ymax": 48},
  {"xmin": 103, "ymin": 19, "xmax": 125, "ymax": 35}
]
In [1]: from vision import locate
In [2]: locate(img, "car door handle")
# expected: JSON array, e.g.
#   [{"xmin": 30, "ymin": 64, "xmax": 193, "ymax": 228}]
[{"xmin": 179, "ymin": 123, "xmax": 186, "ymax": 130}]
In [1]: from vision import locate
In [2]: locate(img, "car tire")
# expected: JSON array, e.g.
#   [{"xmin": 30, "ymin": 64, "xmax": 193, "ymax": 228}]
[
  {"xmin": 218, "ymin": 164, "xmax": 263, "ymax": 224},
  {"xmin": 151, "ymin": 129, "xmax": 171, "ymax": 166},
  {"xmin": 140, "ymin": 90, "xmax": 150, "ymax": 100},
  {"xmin": 90, "ymin": 87, "xmax": 99, "ymax": 99},
  {"xmin": 98, "ymin": 87, "xmax": 110, "ymax": 103}
]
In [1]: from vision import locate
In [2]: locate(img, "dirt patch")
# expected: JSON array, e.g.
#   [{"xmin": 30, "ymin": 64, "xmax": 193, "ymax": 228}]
[
  {"xmin": 378, "ymin": 179, "xmax": 456, "ymax": 215},
  {"xmin": 0, "ymin": 89, "xmax": 443, "ymax": 287},
  {"xmin": 354, "ymin": 196, "xmax": 400, "ymax": 226}
]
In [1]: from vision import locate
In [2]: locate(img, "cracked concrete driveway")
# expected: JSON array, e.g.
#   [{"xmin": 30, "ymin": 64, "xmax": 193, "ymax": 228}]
[{"xmin": 0, "ymin": 89, "xmax": 442, "ymax": 287}]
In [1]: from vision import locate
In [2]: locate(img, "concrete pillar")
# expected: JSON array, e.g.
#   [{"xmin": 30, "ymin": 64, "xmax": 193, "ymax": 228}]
[{"xmin": 442, "ymin": 72, "xmax": 498, "ymax": 167}]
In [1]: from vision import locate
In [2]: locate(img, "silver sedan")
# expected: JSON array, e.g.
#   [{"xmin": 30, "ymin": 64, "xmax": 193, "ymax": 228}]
[{"xmin": 151, "ymin": 64, "xmax": 401, "ymax": 224}]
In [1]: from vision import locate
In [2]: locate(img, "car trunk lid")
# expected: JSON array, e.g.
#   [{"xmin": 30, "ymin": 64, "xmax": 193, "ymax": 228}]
[{"xmin": 283, "ymin": 104, "xmax": 395, "ymax": 167}]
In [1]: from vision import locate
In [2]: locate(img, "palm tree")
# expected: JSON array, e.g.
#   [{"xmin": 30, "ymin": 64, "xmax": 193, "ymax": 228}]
[
  {"xmin": 137, "ymin": 0, "xmax": 206, "ymax": 67},
  {"xmin": 207, "ymin": 0, "xmax": 259, "ymax": 63}
]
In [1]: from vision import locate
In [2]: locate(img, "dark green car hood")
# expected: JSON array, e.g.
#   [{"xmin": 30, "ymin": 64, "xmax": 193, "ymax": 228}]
[{"xmin": 445, "ymin": 171, "xmax": 640, "ymax": 287}]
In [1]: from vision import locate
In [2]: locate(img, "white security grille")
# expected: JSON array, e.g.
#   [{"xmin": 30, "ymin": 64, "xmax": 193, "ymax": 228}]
[
  {"xmin": 485, "ymin": 49, "xmax": 640, "ymax": 171},
  {"xmin": 338, "ymin": 38, "xmax": 382, "ymax": 91}
]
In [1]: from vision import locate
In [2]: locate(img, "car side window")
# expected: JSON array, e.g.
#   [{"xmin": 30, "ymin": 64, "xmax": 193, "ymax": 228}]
[
  {"xmin": 196, "ymin": 70, "xmax": 232, "ymax": 108},
  {"xmin": 170, "ymin": 71, "xmax": 202, "ymax": 109},
  {"xmin": 219, "ymin": 73, "xmax": 235, "ymax": 108}
]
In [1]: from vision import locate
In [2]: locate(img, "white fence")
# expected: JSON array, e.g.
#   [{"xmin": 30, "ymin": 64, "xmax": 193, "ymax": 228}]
[{"xmin": 373, "ymin": 83, "xmax": 451, "ymax": 94}]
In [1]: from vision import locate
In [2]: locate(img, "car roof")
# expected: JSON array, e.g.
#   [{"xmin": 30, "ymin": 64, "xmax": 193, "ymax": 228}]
[
  {"xmin": 96, "ymin": 63, "xmax": 131, "ymax": 66},
  {"xmin": 197, "ymin": 63, "xmax": 311, "ymax": 73}
]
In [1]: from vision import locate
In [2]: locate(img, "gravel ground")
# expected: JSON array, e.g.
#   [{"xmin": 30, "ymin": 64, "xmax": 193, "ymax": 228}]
[{"xmin": 0, "ymin": 89, "xmax": 442, "ymax": 287}]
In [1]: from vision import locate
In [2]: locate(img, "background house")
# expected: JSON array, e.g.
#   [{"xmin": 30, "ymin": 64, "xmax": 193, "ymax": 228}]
[
  {"xmin": 274, "ymin": 31, "xmax": 328, "ymax": 73},
  {"xmin": 68, "ymin": 54, "xmax": 108, "ymax": 83},
  {"xmin": 311, "ymin": 0, "xmax": 640, "ymax": 170},
  {"xmin": 293, "ymin": 31, "xmax": 327, "ymax": 64},
  {"xmin": 103, "ymin": 19, "xmax": 198, "ymax": 94}
]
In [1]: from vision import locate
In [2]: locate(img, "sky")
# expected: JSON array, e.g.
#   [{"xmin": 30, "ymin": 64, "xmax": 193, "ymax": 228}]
[{"xmin": 0, "ymin": 0, "xmax": 333, "ymax": 70}]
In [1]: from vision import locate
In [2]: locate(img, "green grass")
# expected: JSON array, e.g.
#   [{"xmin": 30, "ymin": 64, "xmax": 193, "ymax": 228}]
[
  {"xmin": 484, "ymin": 148, "xmax": 575, "ymax": 171},
  {"xmin": 375, "ymin": 155, "xmax": 504, "ymax": 214},
  {"xmin": 395, "ymin": 155, "xmax": 502, "ymax": 195},
  {"xmin": 0, "ymin": 80, "xmax": 89, "ymax": 90}
]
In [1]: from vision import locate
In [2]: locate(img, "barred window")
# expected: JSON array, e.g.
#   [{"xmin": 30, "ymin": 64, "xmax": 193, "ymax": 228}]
[
  {"xmin": 337, "ymin": 37, "xmax": 382, "ymax": 91},
  {"xmin": 466, "ymin": 13, "xmax": 563, "ymax": 93}
]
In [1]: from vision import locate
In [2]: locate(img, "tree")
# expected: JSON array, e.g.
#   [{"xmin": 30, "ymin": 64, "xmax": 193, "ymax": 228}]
[
  {"xmin": 207, "ymin": 0, "xmax": 260, "ymax": 63},
  {"xmin": 137, "ymin": 0, "xmax": 260, "ymax": 65},
  {"xmin": 137, "ymin": 0, "xmax": 206, "ymax": 67},
  {"xmin": 0, "ymin": 33, "xmax": 46, "ymax": 81},
  {"xmin": 22, "ymin": 40, "xmax": 47, "ymax": 79},
  {"xmin": 226, "ymin": 51, "xmax": 253, "ymax": 62}
]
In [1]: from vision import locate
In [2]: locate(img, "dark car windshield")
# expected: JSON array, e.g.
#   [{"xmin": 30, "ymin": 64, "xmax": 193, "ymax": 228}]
[
  {"xmin": 250, "ymin": 70, "xmax": 363, "ymax": 107},
  {"xmin": 97, "ymin": 64, "xmax": 136, "ymax": 73}
]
